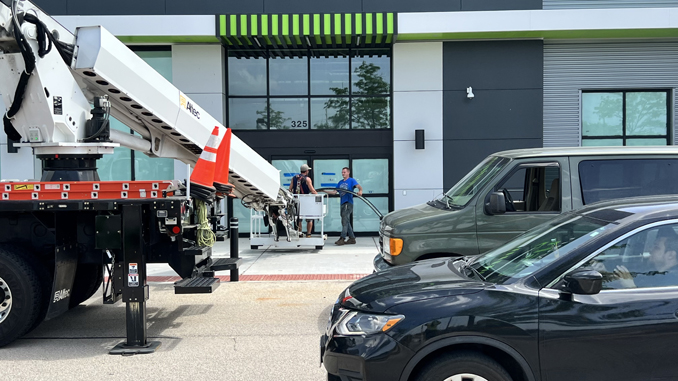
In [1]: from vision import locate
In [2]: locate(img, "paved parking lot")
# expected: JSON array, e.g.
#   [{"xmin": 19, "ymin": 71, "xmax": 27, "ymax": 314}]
[{"xmin": 0, "ymin": 238, "xmax": 378, "ymax": 380}]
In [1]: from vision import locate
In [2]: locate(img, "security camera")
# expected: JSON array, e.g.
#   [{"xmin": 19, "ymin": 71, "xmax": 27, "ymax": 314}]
[{"xmin": 466, "ymin": 87, "xmax": 474, "ymax": 99}]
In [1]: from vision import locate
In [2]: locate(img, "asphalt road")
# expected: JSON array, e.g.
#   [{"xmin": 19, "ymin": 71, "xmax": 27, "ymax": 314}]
[{"xmin": 1, "ymin": 281, "xmax": 350, "ymax": 381}]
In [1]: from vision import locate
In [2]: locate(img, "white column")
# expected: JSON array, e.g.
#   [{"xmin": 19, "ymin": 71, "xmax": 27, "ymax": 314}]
[
  {"xmin": 393, "ymin": 42, "xmax": 444, "ymax": 210},
  {"xmin": 171, "ymin": 44, "xmax": 226, "ymax": 182}
]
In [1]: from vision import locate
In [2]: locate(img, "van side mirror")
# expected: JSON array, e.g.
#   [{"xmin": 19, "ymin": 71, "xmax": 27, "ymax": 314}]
[
  {"xmin": 562, "ymin": 269, "xmax": 603, "ymax": 295},
  {"xmin": 486, "ymin": 191, "xmax": 506, "ymax": 215}
]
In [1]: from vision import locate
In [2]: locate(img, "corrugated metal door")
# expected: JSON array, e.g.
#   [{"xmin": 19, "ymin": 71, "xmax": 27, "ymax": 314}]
[{"xmin": 543, "ymin": 40, "xmax": 678, "ymax": 147}]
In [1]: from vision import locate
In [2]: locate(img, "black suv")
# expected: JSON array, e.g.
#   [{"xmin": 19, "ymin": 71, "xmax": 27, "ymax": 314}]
[{"xmin": 322, "ymin": 196, "xmax": 678, "ymax": 381}]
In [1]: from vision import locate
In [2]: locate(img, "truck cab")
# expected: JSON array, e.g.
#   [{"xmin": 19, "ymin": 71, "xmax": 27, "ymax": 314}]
[{"xmin": 375, "ymin": 146, "xmax": 678, "ymax": 271}]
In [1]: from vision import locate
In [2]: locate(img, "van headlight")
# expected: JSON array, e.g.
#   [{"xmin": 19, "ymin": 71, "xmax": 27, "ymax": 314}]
[
  {"xmin": 335, "ymin": 310, "xmax": 405, "ymax": 336},
  {"xmin": 383, "ymin": 237, "xmax": 403, "ymax": 256}
]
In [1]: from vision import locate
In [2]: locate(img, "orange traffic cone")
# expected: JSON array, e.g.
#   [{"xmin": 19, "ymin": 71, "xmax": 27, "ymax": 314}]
[
  {"xmin": 190, "ymin": 126, "xmax": 220, "ymax": 202},
  {"xmin": 213, "ymin": 127, "xmax": 234, "ymax": 197}
]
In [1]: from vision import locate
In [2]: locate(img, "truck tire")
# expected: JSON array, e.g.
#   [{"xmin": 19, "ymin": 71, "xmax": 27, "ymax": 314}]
[
  {"xmin": 0, "ymin": 246, "xmax": 44, "ymax": 347},
  {"xmin": 69, "ymin": 264, "xmax": 103, "ymax": 308},
  {"xmin": 415, "ymin": 351, "xmax": 512, "ymax": 381}
]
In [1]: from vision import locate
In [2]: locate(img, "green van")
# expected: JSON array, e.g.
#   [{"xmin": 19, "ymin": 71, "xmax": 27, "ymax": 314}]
[{"xmin": 375, "ymin": 146, "xmax": 678, "ymax": 271}]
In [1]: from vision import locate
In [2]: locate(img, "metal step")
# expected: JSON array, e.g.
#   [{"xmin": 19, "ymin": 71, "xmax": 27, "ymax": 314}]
[
  {"xmin": 210, "ymin": 257, "xmax": 241, "ymax": 271},
  {"xmin": 174, "ymin": 277, "xmax": 220, "ymax": 294},
  {"xmin": 182, "ymin": 245, "xmax": 211, "ymax": 256}
]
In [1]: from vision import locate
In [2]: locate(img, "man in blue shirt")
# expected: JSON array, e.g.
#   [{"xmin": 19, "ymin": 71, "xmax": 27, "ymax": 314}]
[{"xmin": 330, "ymin": 167, "xmax": 363, "ymax": 245}]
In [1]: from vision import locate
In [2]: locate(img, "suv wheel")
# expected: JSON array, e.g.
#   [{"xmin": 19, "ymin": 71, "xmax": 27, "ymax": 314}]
[{"xmin": 416, "ymin": 351, "xmax": 512, "ymax": 381}]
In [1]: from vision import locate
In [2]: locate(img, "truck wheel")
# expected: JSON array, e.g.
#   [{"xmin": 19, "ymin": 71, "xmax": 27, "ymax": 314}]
[
  {"xmin": 415, "ymin": 351, "xmax": 512, "ymax": 381},
  {"xmin": 0, "ymin": 246, "xmax": 43, "ymax": 347},
  {"xmin": 69, "ymin": 264, "xmax": 103, "ymax": 308}
]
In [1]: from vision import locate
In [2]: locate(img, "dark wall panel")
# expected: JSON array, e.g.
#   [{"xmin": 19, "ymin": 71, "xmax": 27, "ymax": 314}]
[
  {"xmin": 66, "ymin": 0, "xmax": 166, "ymax": 15},
  {"xmin": 33, "ymin": 0, "xmax": 68, "ymax": 15},
  {"xmin": 264, "ymin": 0, "xmax": 362, "ymax": 14},
  {"xmin": 461, "ymin": 0, "xmax": 541, "ymax": 11},
  {"xmin": 363, "ymin": 0, "xmax": 461, "ymax": 12},
  {"xmin": 236, "ymin": 130, "xmax": 393, "ymax": 157},
  {"xmin": 442, "ymin": 40, "xmax": 544, "ymax": 188},
  {"xmin": 444, "ymin": 40, "xmax": 543, "ymax": 90},
  {"xmin": 443, "ymin": 89, "xmax": 542, "ymax": 140},
  {"xmin": 167, "ymin": 0, "xmax": 263, "ymax": 14},
  {"xmin": 443, "ymin": 138, "xmax": 542, "ymax": 189}
]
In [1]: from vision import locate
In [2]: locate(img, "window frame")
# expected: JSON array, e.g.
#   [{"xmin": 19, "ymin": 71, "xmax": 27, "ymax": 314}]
[
  {"xmin": 547, "ymin": 219, "xmax": 678, "ymax": 290},
  {"xmin": 491, "ymin": 162, "xmax": 562, "ymax": 214},
  {"xmin": 581, "ymin": 89, "xmax": 672, "ymax": 146},
  {"xmin": 226, "ymin": 48, "xmax": 393, "ymax": 131}
]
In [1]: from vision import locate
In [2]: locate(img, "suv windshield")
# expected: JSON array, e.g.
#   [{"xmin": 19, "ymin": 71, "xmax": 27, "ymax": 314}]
[
  {"xmin": 441, "ymin": 156, "xmax": 509, "ymax": 208},
  {"xmin": 469, "ymin": 214, "xmax": 613, "ymax": 284}
]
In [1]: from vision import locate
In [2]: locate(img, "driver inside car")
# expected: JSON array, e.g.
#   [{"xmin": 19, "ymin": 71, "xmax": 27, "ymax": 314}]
[
  {"xmin": 613, "ymin": 233, "xmax": 678, "ymax": 288},
  {"xmin": 587, "ymin": 226, "xmax": 678, "ymax": 289}
]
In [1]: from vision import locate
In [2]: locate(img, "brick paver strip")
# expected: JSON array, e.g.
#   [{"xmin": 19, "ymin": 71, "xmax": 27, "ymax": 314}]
[{"xmin": 146, "ymin": 274, "xmax": 370, "ymax": 282}]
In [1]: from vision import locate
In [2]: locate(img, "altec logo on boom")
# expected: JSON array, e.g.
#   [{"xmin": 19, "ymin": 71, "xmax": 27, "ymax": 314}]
[{"xmin": 180, "ymin": 93, "xmax": 201, "ymax": 120}]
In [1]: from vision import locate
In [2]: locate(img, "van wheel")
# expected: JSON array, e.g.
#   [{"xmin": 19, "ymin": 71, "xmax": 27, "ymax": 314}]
[
  {"xmin": 415, "ymin": 351, "xmax": 512, "ymax": 381},
  {"xmin": 69, "ymin": 264, "xmax": 103, "ymax": 308},
  {"xmin": 0, "ymin": 246, "xmax": 43, "ymax": 347}
]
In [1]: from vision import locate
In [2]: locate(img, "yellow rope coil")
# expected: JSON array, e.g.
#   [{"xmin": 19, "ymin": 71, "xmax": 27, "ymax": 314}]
[{"xmin": 196, "ymin": 199, "xmax": 215, "ymax": 247}]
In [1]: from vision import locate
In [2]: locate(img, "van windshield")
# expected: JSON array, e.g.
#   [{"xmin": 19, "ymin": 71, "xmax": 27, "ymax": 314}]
[
  {"xmin": 467, "ymin": 214, "xmax": 612, "ymax": 284},
  {"xmin": 441, "ymin": 156, "xmax": 509, "ymax": 208}
]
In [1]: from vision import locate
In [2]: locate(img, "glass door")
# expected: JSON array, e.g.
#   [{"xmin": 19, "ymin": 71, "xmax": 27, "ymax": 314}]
[
  {"xmin": 313, "ymin": 159, "xmax": 349, "ymax": 234},
  {"xmin": 272, "ymin": 159, "xmax": 309, "ymax": 189}
]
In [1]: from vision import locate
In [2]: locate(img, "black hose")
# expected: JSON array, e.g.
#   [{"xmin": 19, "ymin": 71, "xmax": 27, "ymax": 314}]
[
  {"xmin": 316, "ymin": 187, "xmax": 384, "ymax": 220},
  {"xmin": 3, "ymin": 1, "xmax": 35, "ymax": 141},
  {"xmin": 190, "ymin": 182, "xmax": 215, "ymax": 204},
  {"xmin": 23, "ymin": 13, "xmax": 74, "ymax": 64}
]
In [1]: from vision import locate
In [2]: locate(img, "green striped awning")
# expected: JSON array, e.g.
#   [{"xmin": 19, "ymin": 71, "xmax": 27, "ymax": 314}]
[{"xmin": 218, "ymin": 13, "xmax": 396, "ymax": 55}]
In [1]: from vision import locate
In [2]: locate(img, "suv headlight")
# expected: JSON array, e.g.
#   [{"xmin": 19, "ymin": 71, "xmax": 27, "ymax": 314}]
[{"xmin": 335, "ymin": 310, "xmax": 405, "ymax": 336}]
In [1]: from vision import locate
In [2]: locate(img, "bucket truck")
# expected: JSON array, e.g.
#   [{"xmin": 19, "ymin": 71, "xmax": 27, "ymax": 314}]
[{"xmin": 0, "ymin": 0, "xmax": 307, "ymax": 353}]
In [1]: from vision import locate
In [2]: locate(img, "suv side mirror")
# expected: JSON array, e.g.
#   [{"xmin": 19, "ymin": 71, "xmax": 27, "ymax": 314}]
[
  {"xmin": 486, "ymin": 191, "xmax": 506, "ymax": 215},
  {"xmin": 562, "ymin": 269, "xmax": 603, "ymax": 295}
]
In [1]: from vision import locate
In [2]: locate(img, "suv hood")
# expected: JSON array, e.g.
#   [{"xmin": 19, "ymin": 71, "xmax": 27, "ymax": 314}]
[
  {"xmin": 382, "ymin": 201, "xmax": 460, "ymax": 235},
  {"xmin": 342, "ymin": 258, "xmax": 487, "ymax": 313}
]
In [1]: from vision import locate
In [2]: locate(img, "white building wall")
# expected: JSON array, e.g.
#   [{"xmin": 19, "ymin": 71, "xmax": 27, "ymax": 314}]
[
  {"xmin": 171, "ymin": 44, "xmax": 227, "ymax": 182},
  {"xmin": 393, "ymin": 42, "xmax": 444, "ymax": 210}
]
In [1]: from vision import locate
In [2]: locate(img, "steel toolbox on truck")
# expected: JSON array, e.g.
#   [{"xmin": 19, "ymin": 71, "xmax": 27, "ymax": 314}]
[{"xmin": 375, "ymin": 146, "xmax": 678, "ymax": 271}]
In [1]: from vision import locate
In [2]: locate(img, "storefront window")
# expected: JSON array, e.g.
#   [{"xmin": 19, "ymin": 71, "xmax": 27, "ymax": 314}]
[
  {"xmin": 99, "ymin": 49, "xmax": 175, "ymax": 181},
  {"xmin": 352, "ymin": 97, "xmax": 390, "ymax": 129},
  {"xmin": 97, "ymin": 120, "xmax": 132, "ymax": 181},
  {"xmin": 351, "ymin": 54, "xmax": 390, "ymax": 95},
  {"xmin": 352, "ymin": 159, "xmax": 388, "ymax": 194},
  {"xmin": 229, "ymin": 98, "xmax": 268, "ymax": 129},
  {"xmin": 270, "ymin": 55, "xmax": 308, "ymax": 96},
  {"xmin": 311, "ymin": 97, "xmax": 349, "ymax": 130},
  {"xmin": 354, "ymin": 196, "xmax": 388, "ymax": 232},
  {"xmin": 582, "ymin": 90, "xmax": 670, "ymax": 146},
  {"xmin": 311, "ymin": 56, "xmax": 349, "ymax": 95},
  {"xmin": 269, "ymin": 98, "xmax": 309, "ymax": 129},
  {"xmin": 228, "ymin": 49, "xmax": 391, "ymax": 130},
  {"xmin": 228, "ymin": 56, "xmax": 266, "ymax": 96}
]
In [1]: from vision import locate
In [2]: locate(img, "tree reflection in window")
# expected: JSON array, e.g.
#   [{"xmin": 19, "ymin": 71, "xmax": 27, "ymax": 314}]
[
  {"xmin": 314, "ymin": 88, "xmax": 349, "ymax": 129},
  {"xmin": 582, "ymin": 91, "xmax": 669, "ymax": 146},
  {"xmin": 256, "ymin": 105, "xmax": 291, "ymax": 130},
  {"xmin": 314, "ymin": 62, "xmax": 389, "ymax": 129},
  {"xmin": 229, "ymin": 51, "xmax": 391, "ymax": 130}
]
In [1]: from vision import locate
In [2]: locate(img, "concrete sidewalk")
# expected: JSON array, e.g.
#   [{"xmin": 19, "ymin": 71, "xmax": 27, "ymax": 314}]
[{"xmin": 147, "ymin": 236, "xmax": 378, "ymax": 281}]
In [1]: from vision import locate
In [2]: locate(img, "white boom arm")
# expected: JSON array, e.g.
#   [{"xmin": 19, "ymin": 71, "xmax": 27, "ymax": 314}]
[{"xmin": 0, "ymin": 0, "xmax": 280, "ymax": 204}]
